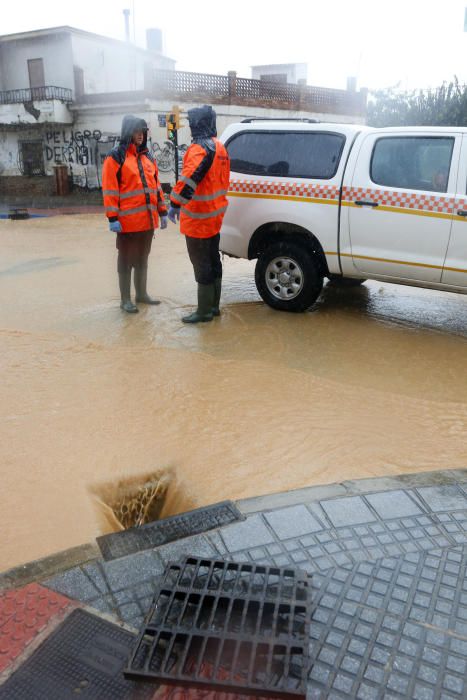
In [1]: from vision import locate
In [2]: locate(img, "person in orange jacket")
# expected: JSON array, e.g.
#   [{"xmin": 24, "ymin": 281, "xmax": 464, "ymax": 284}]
[
  {"xmin": 168, "ymin": 105, "xmax": 230, "ymax": 323},
  {"xmin": 102, "ymin": 115, "xmax": 168, "ymax": 313}
]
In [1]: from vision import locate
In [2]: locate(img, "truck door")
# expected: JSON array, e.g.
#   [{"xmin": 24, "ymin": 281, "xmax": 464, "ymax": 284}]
[
  {"xmin": 441, "ymin": 134, "xmax": 467, "ymax": 288},
  {"xmin": 347, "ymin": 131, "xmax": 460, "ymax": 282}
]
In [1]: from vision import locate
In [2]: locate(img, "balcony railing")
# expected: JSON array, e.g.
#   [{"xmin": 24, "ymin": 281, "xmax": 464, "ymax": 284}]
[
  {"xmin": 0, "ymin": 86, "xmax": 73, "ymax": 105},
  {"xmin": 149, "ymin": 70, "xmax": 367, "ymax": 117}
]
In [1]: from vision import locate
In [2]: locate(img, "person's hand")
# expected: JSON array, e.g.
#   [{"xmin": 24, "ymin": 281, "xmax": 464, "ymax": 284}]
[
  {"xmin": 108, "ymin": 220, "xmax": 122, "ymax": 233},
  {"xmin": 168, "ymin": 206, "xmax": 180, "ymax": 224},
  {"xmin": 159, "ymin": 215, "xmax": 168, "ymax": 230}
]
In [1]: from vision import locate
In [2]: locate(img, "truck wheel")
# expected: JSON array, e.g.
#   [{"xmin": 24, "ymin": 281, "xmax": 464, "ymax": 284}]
[
  {"xmin": 255, "ymin": 241, "xmax": 323, "ymax": 312},
  {"xmin": 329, "ymin": 276, "xmax": 366, "ymax": 287}
]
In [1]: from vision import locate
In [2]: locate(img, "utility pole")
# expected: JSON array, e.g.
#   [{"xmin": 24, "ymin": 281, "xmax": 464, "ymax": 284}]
[{"xmin": 166, "ymin": 106, "xmax": 181, "ymax": 181}]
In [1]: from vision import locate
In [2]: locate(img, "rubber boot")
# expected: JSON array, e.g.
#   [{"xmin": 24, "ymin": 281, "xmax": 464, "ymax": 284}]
[
  {"xmin": 182, "ymin": 283, "xmax": 214, "ymax": 323},
  {"xmin": 135, "ymin": 266, "xmax": 160, "ymax": 305},
  {"xmin": 118, "ymin": 269, "xmax": 138, "ymax": 313},
  {"xmin": 212, "ymin": 277, "xmax": 222, "ymax": 317}
]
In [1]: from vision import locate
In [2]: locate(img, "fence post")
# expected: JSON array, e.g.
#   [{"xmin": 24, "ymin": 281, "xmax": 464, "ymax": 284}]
[
  {"xmin": 298, "ymin": 80, "xmax": 308, "ymax": 112},
  {"xmin": 228, "ymin": 71, "xmax": 237, "ymax": 103}
]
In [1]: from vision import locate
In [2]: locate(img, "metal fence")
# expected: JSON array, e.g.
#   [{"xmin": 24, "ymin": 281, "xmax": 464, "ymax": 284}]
[
  {"xmin": 0, "ymin": 86, "xmax": 73, "ymax": 105},
  {"xmin": 151, "ymin": 70, "xmax": 367, "ymax": 116}
]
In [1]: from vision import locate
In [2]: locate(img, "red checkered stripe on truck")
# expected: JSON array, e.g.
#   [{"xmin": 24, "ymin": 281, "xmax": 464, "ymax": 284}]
[
  {"xmin": 229, "ymin": 179, "xmax": 340, "ymax": 200},
  {"xmin": 342, "ymin": 186, "xmax": 457, "ymax": 215}
]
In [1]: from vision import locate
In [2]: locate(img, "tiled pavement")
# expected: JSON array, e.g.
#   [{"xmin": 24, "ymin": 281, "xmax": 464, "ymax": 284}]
[{"xmin": 1, "ymin": 469, "xmax": 467, "ymax": 698}]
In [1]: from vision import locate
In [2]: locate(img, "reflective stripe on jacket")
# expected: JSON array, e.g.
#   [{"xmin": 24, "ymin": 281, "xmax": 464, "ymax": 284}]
[
  {"xmin": 102, "ymin": 143, "xmax": 167, "ymax": 234},
  {"xmin": 170, "ymin": 138, "xmax": 230, "ymax": 238}
]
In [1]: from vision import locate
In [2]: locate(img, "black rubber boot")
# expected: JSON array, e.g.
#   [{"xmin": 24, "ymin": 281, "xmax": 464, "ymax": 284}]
[
  {"xmin": 118, "ymin": 270, "xmax": 138, "ymax": 313},
  {"xmin": 135, "ymin": 266, "xmax": 160, "ymax": 305},
  {"xmin": 212, "ymin": 277, "xmax": 222, "ymax": 316},
  {"xmin": 182, "ymin": 283, "xmax": 214, "ymax": 323}
]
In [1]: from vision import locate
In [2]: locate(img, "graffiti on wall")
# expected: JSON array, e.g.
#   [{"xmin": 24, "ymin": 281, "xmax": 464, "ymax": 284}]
[
  {"xmin": 12, "ymin": 128, "xmax": 189, "ymax": 184},
  {"xmin": 43, "ymin": 130, "xmax": 117, "ymax": 167}
]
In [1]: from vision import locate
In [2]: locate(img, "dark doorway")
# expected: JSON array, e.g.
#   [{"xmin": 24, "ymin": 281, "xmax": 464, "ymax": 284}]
[
  {"xmin": 28, "ymin": 58, "xmax": 45, "ymax": 100},
  {"xmin": 18, "ymin": 141, "xmax": 45, "ymax": 176}
]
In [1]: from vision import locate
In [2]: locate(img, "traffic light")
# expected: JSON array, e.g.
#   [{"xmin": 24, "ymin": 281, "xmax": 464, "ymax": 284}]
[
  {"xmin": 166, "ymin": 106, "xmax": 181, "ymax": 140},
  {"xmin": 166, "ymin": 114, "xmax": 176, "ymax": 141}
]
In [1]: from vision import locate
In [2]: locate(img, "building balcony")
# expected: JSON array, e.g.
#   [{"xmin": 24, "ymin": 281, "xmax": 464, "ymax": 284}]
[
  {"xmin": 0, "ymin": 86, "xmax": 73, "ymax": 126},
  {"xmin": 0, "ymin": 86, "xmax": 73, "ymax": 105}
]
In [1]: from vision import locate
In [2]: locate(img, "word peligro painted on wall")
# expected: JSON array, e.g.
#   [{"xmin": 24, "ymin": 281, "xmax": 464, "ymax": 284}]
[{"xmin": 44, "ymin": 129, "xmax": 106, "ymax": 166}]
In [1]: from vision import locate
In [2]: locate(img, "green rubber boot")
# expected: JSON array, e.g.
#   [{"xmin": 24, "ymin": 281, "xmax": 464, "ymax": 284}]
[
  {"xmin": 182, "ymin": 283, "xmax": 214, "ymax": 323},
  {"xmin": 119, "ymin": 270, "xmax": 138, "ymax": 313},
  {"xmin": 212, "ymin": 277, "xmax": 222, "ymax": 317},
  {"xmin": 135, "ymin": 266, "xmax": 160, "ymax": 305}
]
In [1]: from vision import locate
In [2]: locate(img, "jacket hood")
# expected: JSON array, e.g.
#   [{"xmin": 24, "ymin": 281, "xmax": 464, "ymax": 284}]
[
  {"xmin": 120, "ymin": 115, "xmax": 149, "ymax": 149},
  {"xmin": 188, "ymin": 105, "xmax": 217, "ymax": 139}
]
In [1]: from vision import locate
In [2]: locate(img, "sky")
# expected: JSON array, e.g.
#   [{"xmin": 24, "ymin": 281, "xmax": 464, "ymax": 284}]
[{"xmin": 2, "ymin": 0, "xmax": 467, "ymax": 92}]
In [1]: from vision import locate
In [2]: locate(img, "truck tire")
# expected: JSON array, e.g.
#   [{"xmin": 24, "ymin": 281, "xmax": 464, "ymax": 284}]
[
  {"xmin": 329, "ymin": 275, "xmax": 366, "ymax": 287},
  {"xmin": 255, "ymin": 240, "xmax": 323, "ymax": 312}
]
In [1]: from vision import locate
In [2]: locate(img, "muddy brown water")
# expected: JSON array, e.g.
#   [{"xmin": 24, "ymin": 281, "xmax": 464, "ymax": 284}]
[{"xmin": 1, "ymin": 214, "xmax": 466, "ymax": 570}]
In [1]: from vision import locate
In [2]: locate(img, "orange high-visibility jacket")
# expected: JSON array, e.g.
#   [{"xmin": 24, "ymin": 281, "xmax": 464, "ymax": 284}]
[
  {"xmin": 102, "ymin": 143, "xmax": 167, "ymax": 234},
  {"xmin": 170, "ymin": 139, "xmax": 230, "ymax": 238}
]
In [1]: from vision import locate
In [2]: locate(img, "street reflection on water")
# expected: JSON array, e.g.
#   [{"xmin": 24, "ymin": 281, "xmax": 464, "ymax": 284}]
[{"xmin": 1, "ymin": 214, "xmax": 466, "ymax": 569}]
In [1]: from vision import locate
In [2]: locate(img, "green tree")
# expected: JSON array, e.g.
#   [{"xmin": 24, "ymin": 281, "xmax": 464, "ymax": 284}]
[{"xmin": 367, "ymin": 78, "xmax": 467, "ymax": 127}]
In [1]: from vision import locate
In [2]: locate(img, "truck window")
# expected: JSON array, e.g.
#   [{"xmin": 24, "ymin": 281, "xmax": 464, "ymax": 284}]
[
  {"xmin": 370, "ymin": 136, "xmax": 454, "ymax": 193},
  {"xmin": 227, "ymin": 131, "xmax": 345, "ymax": 179}
]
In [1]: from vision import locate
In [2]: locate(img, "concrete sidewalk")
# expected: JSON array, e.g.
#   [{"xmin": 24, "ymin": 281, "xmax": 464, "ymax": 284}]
[
  {"xmin": 0, "ymin": 192, "xmax": 104, "ymax": 217},
  {"xmin": 1, "ymin": 469, "xmax": 467, "ymax": 698}
]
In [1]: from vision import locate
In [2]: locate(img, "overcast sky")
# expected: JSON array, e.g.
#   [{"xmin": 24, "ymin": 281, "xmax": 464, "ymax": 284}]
[{"xmin": 3, "ymin": 0, "xmax": 467, "ymax": 91}]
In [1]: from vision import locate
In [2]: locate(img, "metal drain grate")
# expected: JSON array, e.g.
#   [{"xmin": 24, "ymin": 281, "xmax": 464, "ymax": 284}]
[
  {"xmin": 124, "ymin": 557, "xmax": 311, "ymax": 698},
  {"xmin": 0, "ymin": 608, "xmax": 154, "ymax": 700},
  {"xmin": 97, "ymin": 501, "xmax": 244, "ymax": 561}
]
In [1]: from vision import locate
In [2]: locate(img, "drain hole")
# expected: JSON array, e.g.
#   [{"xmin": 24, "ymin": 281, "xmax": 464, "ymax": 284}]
[
  {"xmin": 90, "ymin": 468, "xmax": 197, "ymax": 534},
  {"xmin": 90, "ymin": 469, "xmax": 175, "ymax": 532}
]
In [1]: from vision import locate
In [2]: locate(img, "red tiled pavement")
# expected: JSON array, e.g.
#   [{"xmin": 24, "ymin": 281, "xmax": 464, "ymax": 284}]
[{"xmin": 0, "ymin": 583, "xmax": 76, "ymax": 673}]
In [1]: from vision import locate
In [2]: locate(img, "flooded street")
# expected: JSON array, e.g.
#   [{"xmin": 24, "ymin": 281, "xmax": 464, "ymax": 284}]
[{"xmin": 1, "ymin": 213, "xmax": 466, "ymax": 570}]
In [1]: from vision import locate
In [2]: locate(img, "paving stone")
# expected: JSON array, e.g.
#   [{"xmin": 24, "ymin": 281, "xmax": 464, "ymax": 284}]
[
  {"xmin": 413, "ymin": 684, "xmax": 436, "ymax": 700},
  {"xmin": 417, "ymin": 485, "xmax": 467, "ymax": 512},
  {"xmin": 365, "ymin": 490, "xmax": 423, "ymax": 519},
  {"xmin": 357, "ymin": 683, "xmax": 380, "ymax": 700},
  {"xmin": 157, "ymin": 534, "xmax": 217, "ymax": 565},
  {"xmin": 81, "ymin": 562, "xmax": 112, "ymax": 595},
  {"xmin": 100, "ymin": 550, "xmax": 164, "ymax": 591},
  {"xmin": 264, "ymin": 504, "xmax": 322, "ymax": 540},
  {"xmin": 220, "ymin": 514, "xmax": 275, "ymax": 552},
  {"xmin": 43, "ymin": 565, "xmax": 101, "ymax": 601},
  {"xmin": 446, "ymin": 654, "xmax": 466, "ymax": 674},
  {"xmin": 320, "ymin": 496, "xmax": 377, "ymax": 527}
]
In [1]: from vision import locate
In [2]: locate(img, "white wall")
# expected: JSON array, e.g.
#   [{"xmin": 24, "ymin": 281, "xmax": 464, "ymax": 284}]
[
  {"xmin": 251, "ymin": 63, "xmax": 308, "ymax": 84},
  {"xmin": 0, "ymin": 100, "xmax": 72, "ymax": 126},
  {"xmin": 71, "ymin": 35, "xmax": 174, "ymax": 94},
  {"xmin": 0, "ymin": 131, "xmax": 20, "ymax": 175},
  {"xmin": 0, "ymin": 34, "xmax": 74, "ymax": 92},
  {"xmin": 1, "ymin": 97, "xmax": 363, "ymax": 181}
]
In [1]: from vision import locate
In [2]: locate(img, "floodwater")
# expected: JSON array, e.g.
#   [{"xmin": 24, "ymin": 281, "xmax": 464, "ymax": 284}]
[{"xmin": 1, "ymin": 214, "xmax": 466, "ymax": 570}]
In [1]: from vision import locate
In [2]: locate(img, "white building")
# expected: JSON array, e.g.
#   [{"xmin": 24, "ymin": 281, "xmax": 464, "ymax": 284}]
[
  {"xmin": 251, "ymin": 63, "xmax": 308, "ymax": 85},
  {"xmin": 0, "ymin": 25, "xmax": 174, "ymax": 181},
  {"xmin": 0, "ymin": 29, "xmax": 366, "ymax": 192}
]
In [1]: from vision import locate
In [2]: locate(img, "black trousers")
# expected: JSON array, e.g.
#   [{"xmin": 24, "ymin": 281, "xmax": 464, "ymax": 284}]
[
  {"xmin": 185, "ymin": 233, "xmax": 222, "ymax": 285},
  {"xmin": 116, "ymin": 230, "xmax": 153, "ymax": 273}
]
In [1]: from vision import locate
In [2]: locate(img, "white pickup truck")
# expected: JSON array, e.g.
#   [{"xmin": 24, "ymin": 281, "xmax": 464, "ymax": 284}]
[{"xmin": 219, "ymin": 120, "xmax": 467, "ymax": 311}]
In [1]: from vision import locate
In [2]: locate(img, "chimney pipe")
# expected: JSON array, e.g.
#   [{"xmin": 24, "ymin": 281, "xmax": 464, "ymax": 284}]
[{"xmin": 123, "ymin": 9, "xmax": 131, "ymax": 42}]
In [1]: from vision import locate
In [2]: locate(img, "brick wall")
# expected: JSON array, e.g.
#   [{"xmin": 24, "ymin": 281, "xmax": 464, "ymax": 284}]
[{"xmin": 0, "ymin": 176, "xmax": 55, "ymax": 197}]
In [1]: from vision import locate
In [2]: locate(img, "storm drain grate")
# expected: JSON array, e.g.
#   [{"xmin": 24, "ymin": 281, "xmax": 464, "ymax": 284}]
[
  {"xmin": 97, "ymin": 501, "xmax": 245, "ymax": 561},
  {"xmin": 124, "ymin": 557, "xmax": 312, "ymax": 698},
  {"xmin": 0, "ymin": 608, "xmax": 153, "ymax": 700}
]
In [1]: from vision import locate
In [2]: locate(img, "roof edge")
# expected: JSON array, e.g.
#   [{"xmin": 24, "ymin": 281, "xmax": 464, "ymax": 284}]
[{"xmin": 0, "ymin": 25, "xmax": 175, "ymax": 61}]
